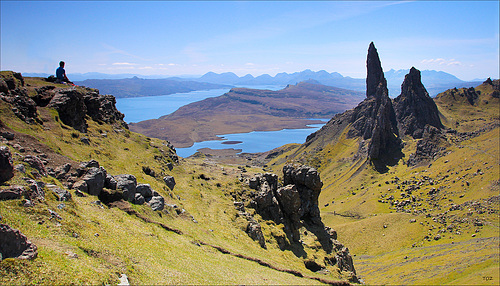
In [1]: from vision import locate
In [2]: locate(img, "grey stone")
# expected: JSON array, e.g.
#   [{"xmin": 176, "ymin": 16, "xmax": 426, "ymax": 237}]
[
  {"xmin": 163, "ymin": 176, "xmax": 176, "ymax": 190},
  {"xmin": 49, "ymin": 186, "xmax": 72, "ymax": 201},
  {"xmin": 114, "ymin": 174, "xmax": 137, "ymax": 201},
  {"xmin": 133, "ymin": 193, "xmax": 145, "ymax": 205},
  {"xmin": 0, "ymin": 146, "xmax": 14, "ymax": 182},
  {"xmin": 81, "ymin": 167, "xmax": 107, "ymax": 196},
  {"xmin": 148, "ymin": 195, "xmax": 165, "ymax": 211},
  {"xmin": 136, "ymin": 183, "xmax": 153, "ymax": 198},
  {"xmin": 0, "ymin": 223, "xmax": 38, "ymax": 260},
  {"xmin": 0, "ymin": 185, "xmax": 25, "ymax": 200},
  {"xmin": 23, "ymin": 155, "xmax": 47, "ymax": 177}
]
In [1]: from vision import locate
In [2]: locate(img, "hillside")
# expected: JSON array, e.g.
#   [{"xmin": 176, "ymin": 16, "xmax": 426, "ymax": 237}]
[
  {"xmin": 259, "ymin": 43, "xmax": 499, "ymax": 285},
  {"xmin": 129, "ymin": 82, "xmax": 364, "ymax": 148},
  {"xmin": 0, "ymin": 71, "xmax": 357, "ymax": 285},
  {"xmin": 74, "ymin": 77, "xmax": 232, "ymax": 98}
]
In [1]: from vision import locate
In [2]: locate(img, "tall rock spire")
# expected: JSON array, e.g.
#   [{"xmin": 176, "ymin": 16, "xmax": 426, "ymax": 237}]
[
  {"xmin": 394, "ymin": 67, "xmax": 444, "ymax": 138},
  {"xmin": 304, "ymin": 42, "xmax": 403, "ymax": 172},
  {"xmin": 366, "ymin": 42, "xmax": 385, "ymax": 98},
  {"xmin": 347, "ymin": 42, "xmax": 402, "ymax": 169}
]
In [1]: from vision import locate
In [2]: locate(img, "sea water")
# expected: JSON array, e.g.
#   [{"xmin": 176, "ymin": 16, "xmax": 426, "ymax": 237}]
[
  {"xmin": 116, "ymin": 85, "xmax": 286, "ymax": 123},
  {"xmin": 175, "ymin": 122, "xmax": 327, "ymax": 158},
  {"xmin": 115, "ymin": 86, "xmax": 327, "ymax": 157},
  {"xmin": 116, "ymin": 88, "xmax": 231, "ymax": 123}
]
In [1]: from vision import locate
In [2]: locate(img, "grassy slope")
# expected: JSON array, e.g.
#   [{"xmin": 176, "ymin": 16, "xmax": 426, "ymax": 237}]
[
  {"xmin": 0, "ymin": 77, "xmax": 350, "ymax": 285},
  {"xmin": 265, "ymin": 83, "xmax": 499, "ymax": 285}
]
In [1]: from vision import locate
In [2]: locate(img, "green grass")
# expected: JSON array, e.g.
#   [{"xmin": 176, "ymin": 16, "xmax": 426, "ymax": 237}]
[
  {"xmin": 1, "ymin": 80, "xmax": 350, "ymax": 284},
  {"xmin": 265, "ymin": 86, "xmax": 500, "ymax": 285}
]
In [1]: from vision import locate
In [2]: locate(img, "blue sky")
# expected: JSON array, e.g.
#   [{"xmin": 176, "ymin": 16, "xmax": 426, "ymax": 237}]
[{"xmin": 1, "ymin": 1, "xmax": 498, "ymax": 81}]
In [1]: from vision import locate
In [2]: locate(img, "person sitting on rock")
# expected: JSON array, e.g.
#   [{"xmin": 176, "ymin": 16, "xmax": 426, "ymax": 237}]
[{"xmin": 55, "ymin": 61, "xmax": 74, "ymax": 85}]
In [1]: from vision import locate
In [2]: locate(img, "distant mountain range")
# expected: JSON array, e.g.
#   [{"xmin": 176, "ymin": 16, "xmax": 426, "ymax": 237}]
[
  {"xmin": 190, "ymin": 69, "xmax": 482, "ymax": 97},
  {"xmin": 25, "ymin": 69, "xmax": 483, "ymax": 97}
]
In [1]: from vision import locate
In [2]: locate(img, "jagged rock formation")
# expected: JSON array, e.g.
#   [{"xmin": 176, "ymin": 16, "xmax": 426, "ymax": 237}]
[
  {"xmin": 366, "ymin": 42, "xmax": 385, "ymax": 98},
  {"xmin": 435, "ymin": 78, "xmax": 500, "ymax": 106},
  {"xmin": 241, "ymin": 164, "xmax": 357, "ymax": 280},
  {"xmin": 0, "ymin": 224, "xmax": 38, "ymax": 260},
  {"xmin": 0, "ymin": 72, "xmax": 127, "ymax": 132},
  {"xmin": 305, "ymin": 42, "xmax": 401, "ymax": 170},
  {"xmin": 247, "ymin": 164, "xmax": 325, "ymax": 242},
  {"xmin": 406, "ymin": 125, "xmax": 450, "ymax": 166},
  {"xmin": 48, "ymin": 89, "xmax": 89, "ymax": 132},
  {"xmin": 394, "ymin": 67, "xmax": 444, "ymax": 138}
]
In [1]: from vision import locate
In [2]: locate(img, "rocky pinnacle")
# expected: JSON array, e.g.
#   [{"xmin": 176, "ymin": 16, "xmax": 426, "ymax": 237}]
[
  {"xmin": 366, "ymin": 42, "xmax": 384, "ymax": 98},
  {"xmin": 394, "ymin": 67, "xmax": 444, "ymax": 138}
]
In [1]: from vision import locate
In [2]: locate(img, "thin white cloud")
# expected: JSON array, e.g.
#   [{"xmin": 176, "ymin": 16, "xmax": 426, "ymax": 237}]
[
  {"xmin": 112, "ymin": 62, "xmax": 137, "ymax": 66},
  {"xmin": 420, "ymin": 58, "xmax": 462, "ymax": 66}
]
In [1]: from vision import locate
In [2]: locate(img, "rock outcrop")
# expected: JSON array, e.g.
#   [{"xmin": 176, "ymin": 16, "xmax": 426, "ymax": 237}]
[
  {"xmin": 244, "ymin": 164, "xmax": 357, "ymax": 279},
  {"xmin": 0, "ymin": 72, "xmax": 127, "ymax": 132},
  {"xmin": 366, "ymin": 42, "xmax": 385, "ymax": 98},
  {"xmin": 0, "ymin": 185, "xmax": 25, "ymax": 200},
  {"xmin": 0, "ymin": 224, "xmax": 38, "ymax": 260},
  {"xmin": 343, "ymin": 42, "xmax": 401, "ymax": 166},
  {"xmin": 0, "ymin": 146, "xmax": 14, "ymax": 183},
  {"xmin": 394, "ymin": 67, "xmax": 444, "ymax": 138},
  {"xmin": 248, "ymin": 164, "xmax": 324, "ymax": 242},
  {"xmin": 407, "ymin": 125, "xmax": 450, "ymax": 166},
  {"xmin": 0, "ymin": 72, "xmax": 39, "ymax": 124},
  {"xmin": 48, "ymin": 89, "xmax": 89, "ymax": 132}
]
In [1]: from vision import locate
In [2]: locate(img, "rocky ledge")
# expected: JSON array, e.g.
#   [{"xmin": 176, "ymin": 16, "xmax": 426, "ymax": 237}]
[{"xmin": 0, "ymin": 71, "xmax": 127, "ymax": 132}]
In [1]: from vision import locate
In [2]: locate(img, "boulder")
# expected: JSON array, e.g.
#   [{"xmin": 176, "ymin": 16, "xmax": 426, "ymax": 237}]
[
  {"xmin": 47, "ymin": 185, "xmax": 72, "ymax": 201},
  {"xmin": 0, "ymin": 131, "xmax": 15, "ymax": 140},
  {"xmin": 82, "ymin": 90, "xmax": 125, "ymax": 125},
  {"xmin": 0, "ymin": 224, "xmax": 38, "ymax": 260},
  {"xmin": 73, "ymin": 180, "xmax": 88, "ymax": 194},
  {"xmin": 148, "ymin": 195, "xmax": 165, "ymax": 211},
  {"xmin": 23, "ymin": 179, "xmax": 45, "ymax": 200},
  {"xmin": 335, "ymin": 244, "xmax": 356, "ymax": 275},
  {"xmin": 275, "ymin": 184, "xmax": 301, "ymax": 218},
  {"xmin": 283, "ymin": 164, "xmax": 322, "ymax": 192},
  {"xmin": 114, "ymin": 174, "xmax": 137, "ymax": 201},
  {"xmin": 283, "ymin": 164, "xmax": 323, "ymax": 221},
  {"xmin": 23, "ymin": 155, "xmax": 47, "ymax": 176},
  {"xmin": 163, "ymin": 176, "xmax": 176, "ymax": 190},
  {"xmin": 0, "ymin": 78, "xmax": 8, "ymax": 93},
  {"xmin": 0, "ymin": 185, "xmax": 25, "ymax": 200},
  {"xmin": 136, "ymin": 183, "xmax": 153, "ymax": 198},
  {"xmin": 53, "ymin": 163, "xmax": 72, "ymax": 180},
  {"xmin": 246, "ymin": 218, "xmax": 266, "ymax": 249},
  {"xmin": 0, "ymin": 146, "xmax": 14, "ymax": 183},
  {"xmin": 133, "ymin": 193, "xmax": 145, "ymax": 205},
  {"xmin": 249, "ymin": 164, "xmax": 324, "ymax": 238},
  {"xmin": 104, "ymin": 174, "xmax": 117, "ymax": 190},
  {"xmin": 80, "ymin": 167, "xmax": 107, "ymax": 196},
  {"xmin": 1, "ymin": 91, "xmax": 39, "ymax": 124},
  {"xmin": 81, "ymin": 161, "xmax": 101, "ymax": 171},
  {"xmin": 32, "ymin": 86, "xmax": 57, "ymax": 107}
]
